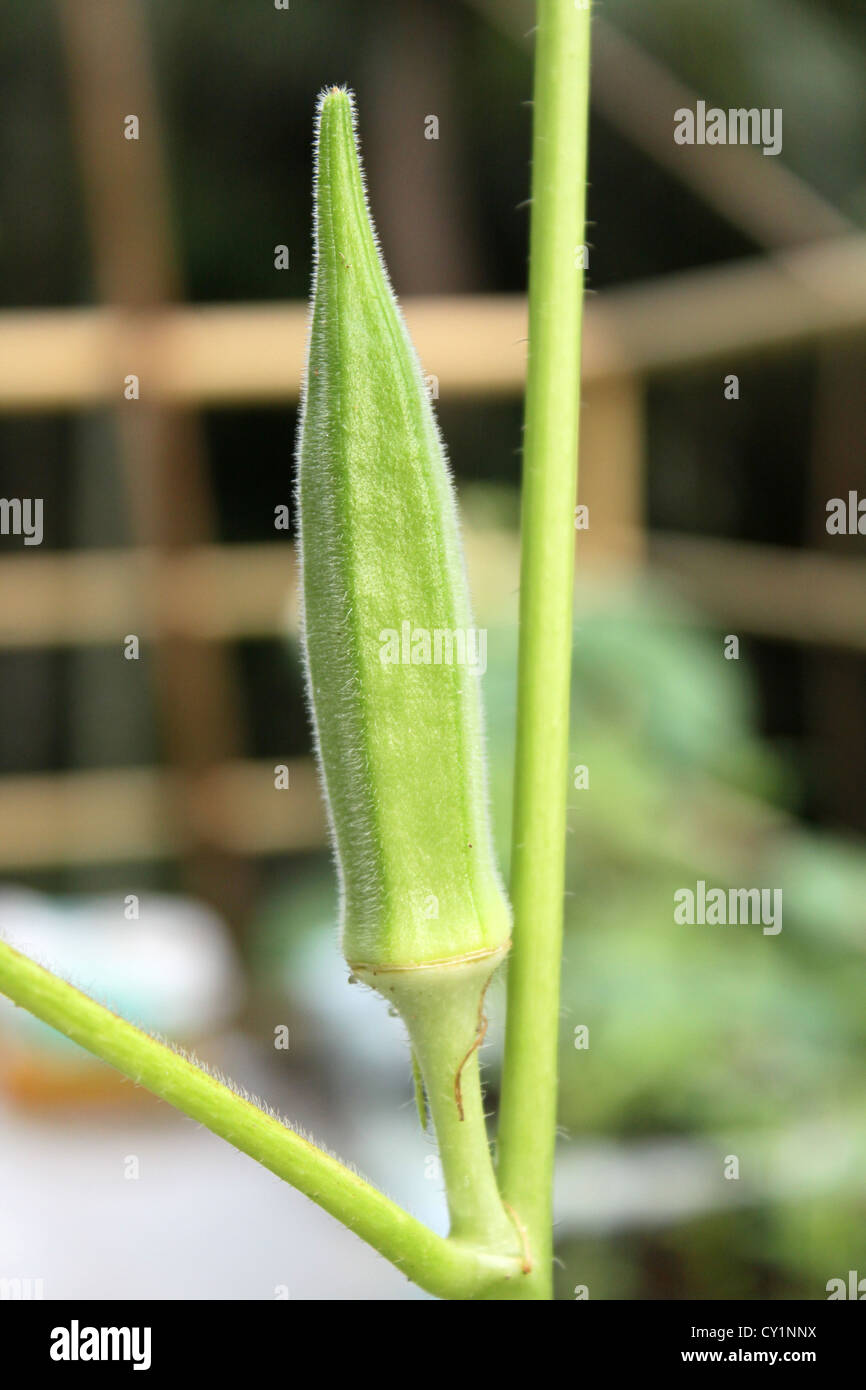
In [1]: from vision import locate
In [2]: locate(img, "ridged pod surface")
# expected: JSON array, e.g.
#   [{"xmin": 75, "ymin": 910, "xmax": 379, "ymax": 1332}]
[{"xmin": 296, "ymin": 88, "xmax": 511, "ymax": 983}]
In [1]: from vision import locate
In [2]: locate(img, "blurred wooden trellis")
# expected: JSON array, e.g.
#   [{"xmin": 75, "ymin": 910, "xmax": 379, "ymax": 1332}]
[
  {"xmin": 3, "ymin": 237, "xmax": 866, "ymax": 872},
  {"xmin": 1, "ymin": 1, "xmax": 865, "ymax": 888}
]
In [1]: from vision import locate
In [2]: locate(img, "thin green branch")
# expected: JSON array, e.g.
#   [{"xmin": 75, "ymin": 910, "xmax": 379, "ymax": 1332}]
[
  {"xmin": 497, "ymin": 0, "xmax": 591, "ymax": 1295},
  {"xmin": 375, "ymin": 951, "xmax": 518, "ymax": 1256},
  {"xmin": 0, "ymin": 938, "xmax": 521, "ymax": 1300}
]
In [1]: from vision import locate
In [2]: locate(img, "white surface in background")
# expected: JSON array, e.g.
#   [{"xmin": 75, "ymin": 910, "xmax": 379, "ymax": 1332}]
[
  {"xmin": 0, "ymin": 890, "xmax": 244, "ymax": 1038},
  {"xmin": 0, "ymin": 1088, "xmax": 430, "ymax": 1301},
  {"xmin": 0, "ymin": 910, "xmax": 450, "ymax": 1301}
]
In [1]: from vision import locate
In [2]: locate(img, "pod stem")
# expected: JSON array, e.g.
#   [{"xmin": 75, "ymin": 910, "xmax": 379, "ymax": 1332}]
[{"xmin": 354, "ymin": 948, "xmax": 520, "ymax": 1258}]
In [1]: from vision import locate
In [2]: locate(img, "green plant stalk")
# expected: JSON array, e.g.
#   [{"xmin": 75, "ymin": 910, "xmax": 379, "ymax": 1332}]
[
  {"xmin": 360, "ymin": 948, "xmax": 516, "ymax": 1255},
  {"xmin": 0, "ymin": 938, "xmax": 522, "ymax": 1300},
  {"xmin": 497, "ymin": 0, "xmax": 591, "ymax": 1297}
]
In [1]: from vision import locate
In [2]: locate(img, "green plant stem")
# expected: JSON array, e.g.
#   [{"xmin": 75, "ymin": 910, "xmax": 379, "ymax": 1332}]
[
  {"xmin": 362, "ymin": 949, "xmax": 519, "ymax": 1257},
  {"xmin": 497, "ymin": 0, "xmax": 591, "ymax": 1296},
  {"xmin": 0, "ymin": 938, "xmax": 522, "ymax": 1300}
]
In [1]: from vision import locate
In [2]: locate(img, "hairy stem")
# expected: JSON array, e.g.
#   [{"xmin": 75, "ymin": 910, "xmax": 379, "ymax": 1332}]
[
  {"xmin": 358, "ymin": 948, "xmax": 519, "ymax": 1258},
  {"xmin": 497, "ymin": 0, "xmax": 592, "ymax": 1296},
  {"xmin": 0, "ymin": 938, "xmax": 522, "ymax": 1300}
]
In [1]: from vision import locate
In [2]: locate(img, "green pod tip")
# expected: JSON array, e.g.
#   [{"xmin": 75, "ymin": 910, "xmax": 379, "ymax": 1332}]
[{"xmin": 296, "ymin": 88, "xmax": 511, "ymax": 979}]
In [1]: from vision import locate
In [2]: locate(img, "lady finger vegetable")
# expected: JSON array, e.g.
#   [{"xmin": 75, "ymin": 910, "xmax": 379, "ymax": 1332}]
[{"xmin": 296, "ymin": 88, "xmax": 517, "ymax": 1256}]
